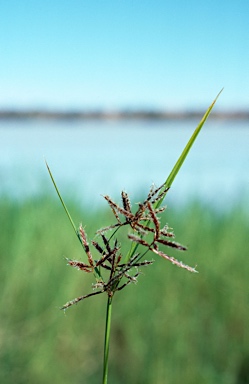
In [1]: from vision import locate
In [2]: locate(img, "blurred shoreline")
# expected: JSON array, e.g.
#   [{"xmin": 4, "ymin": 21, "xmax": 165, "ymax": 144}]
[{"xmin": 0, "ymin": 109, "xmax": 249, "ymax": 121}]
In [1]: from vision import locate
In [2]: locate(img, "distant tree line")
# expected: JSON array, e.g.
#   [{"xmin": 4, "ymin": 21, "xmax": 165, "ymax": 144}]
[{"xmin": 0, "ymin": 109, "xmax": 248, "ymax": 121}]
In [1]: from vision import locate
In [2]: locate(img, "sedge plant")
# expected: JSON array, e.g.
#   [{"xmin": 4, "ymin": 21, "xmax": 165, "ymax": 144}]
[{"xmin": 46, "ymin": 91, "xmax": 222, "ymax": 384}]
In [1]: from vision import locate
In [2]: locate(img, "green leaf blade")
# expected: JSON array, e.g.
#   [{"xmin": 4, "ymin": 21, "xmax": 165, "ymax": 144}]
[
  {"xmin": 155, "ymin": 89, "xmax": 223, "ymax": 209},
  {"xmin": 126, "ymin": 90, "xmax": 223, "ymax": 262},
  {"xmin": 45, "ymin": 160, "xmax": 78, "ymax": 236}
]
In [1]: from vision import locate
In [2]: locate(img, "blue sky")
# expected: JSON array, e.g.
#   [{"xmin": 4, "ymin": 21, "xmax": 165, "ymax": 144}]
[{"xmin": 0, "ymin": 0, "xmax": 248, "ymax": 110}]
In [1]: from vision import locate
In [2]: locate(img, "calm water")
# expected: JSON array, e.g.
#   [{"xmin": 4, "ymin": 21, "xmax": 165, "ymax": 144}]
[{"xmin": 1, "ymin": 119, "xmax": 248, "ymax": 210}]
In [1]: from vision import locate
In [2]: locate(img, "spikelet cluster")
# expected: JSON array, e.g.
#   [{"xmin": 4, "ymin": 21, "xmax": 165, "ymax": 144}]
[{"xmin": 61, "ymin": 184, "xmax": 197, "ymax": 310}]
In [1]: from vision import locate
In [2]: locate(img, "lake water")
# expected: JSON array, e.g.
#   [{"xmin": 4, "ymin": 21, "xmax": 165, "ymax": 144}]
[{"xmin": 0, "ymin": 119, "xmax": 248, "ymax": 211}]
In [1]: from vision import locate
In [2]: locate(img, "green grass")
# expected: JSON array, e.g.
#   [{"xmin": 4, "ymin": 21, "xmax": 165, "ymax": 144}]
[{"xmin": 0, "ymin": 195, "xmax": 249, "ymax": 384}]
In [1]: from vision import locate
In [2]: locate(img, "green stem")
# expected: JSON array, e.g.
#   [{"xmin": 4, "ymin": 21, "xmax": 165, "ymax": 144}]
[{"xmin": 102, "ymin": 296, "xmax": 113, "ymax": 384}]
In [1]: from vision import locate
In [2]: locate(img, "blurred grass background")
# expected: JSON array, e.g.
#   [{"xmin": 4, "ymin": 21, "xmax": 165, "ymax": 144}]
[{"xmin": 0, "ymin": 195, "xmax": 248, "ymax": 384}]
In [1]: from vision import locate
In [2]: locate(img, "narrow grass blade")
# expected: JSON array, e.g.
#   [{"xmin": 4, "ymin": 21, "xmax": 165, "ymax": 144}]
[
  {"xmin": 126, "ymin": 90, "xmax": 223, "ymax": 262},
  {"xmin": 45, "ymin": 160, "xmax": 77, "ymax": 236},
  {"xmin": 46, "ymin": 161, "xmax": 104, "ymax": 280},
  {"xmin": 154, "ymin": 89, "xmax": 223, "ymax": 209}
]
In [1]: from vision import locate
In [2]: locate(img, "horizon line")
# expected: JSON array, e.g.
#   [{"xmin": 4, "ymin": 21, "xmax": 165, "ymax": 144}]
[{"xmin": 0, "ymin": 108, "xmax": 249, "ymax": 121}]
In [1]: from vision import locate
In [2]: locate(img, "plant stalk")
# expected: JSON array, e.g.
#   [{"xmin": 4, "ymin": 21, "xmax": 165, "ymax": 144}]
[{"xmin": 102, "ymin": 296, "xmax": 113, "ymax": 384}]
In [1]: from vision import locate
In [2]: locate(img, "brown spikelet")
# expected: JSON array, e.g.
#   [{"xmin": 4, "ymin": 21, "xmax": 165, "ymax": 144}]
[
  {"xmin": 103, "ymin": 195, "xmax": 121, "ymax": 223},
  {"xmin": 95, "ymin": 253, "xmax": 110, "ymax": 267},
  {"xmin": 61, "ymin": 290, "xmax": 103, "ymax": 310},
  {"xmin": 92, "ymin": 240, "xmax": 105, "ymax": 255},
  {"xmin": 154, "ymin": 206, "xmax": 166, "ymax": 214},
  {"xmin": 103, "ymin": 195, "xmax": 134, "ymax": 221},
  {"xmin": 135, "ymin": 223, "xmax": 155, "ymax": 233},
  {"xmin": 160, "ymin": 225, "xmax": 175, "ymax": 238},
  {"xmin": 130, "ymin": 260, "xmax": 154, "ymax": 267},
  {"xmin": 147, "ymin": 183, "xmax": 162, "ymax": 201},
  {"xmin": 150, "ymin": 185, "xmax": 170, "ymax": 205},
  {"xmin": 101, "ymin": 234, "xmax": 112, "ymax": 254},
  {"xmin": 147, "ymin": 201, "xmax": 160, "ymax": 240},
  {"xmin": 78, "ymin": 225, "xmax": 94, "ymax": 267},
  {"xmin": 116, "ymin": 272, "xmax": 140, "ymax": 291},
  {"xmin": 156, "ymin": 238, "xmax": 187, "ymax": 251},
  {"xmin": 128, "ymin": 234, "xmax": 151, "ymax": 247},
  {"xmin": 134, "ymin": 202, "xmax": 147, "ymax": 221},
  {"xmin": 96, "ymin": 223, "xmax": 120, "ymax": 234},
  {"xmin": 99, "ymin": 263, "xmax": 112, "ymax": 270},
  {"xmin": 152, "ymin": 248, "xmax": 197, "ymax": 273},
  {"xmin": 121, "ymin": 191, "xmax": 132, "ymax": 213},
  {"xmin": 66, "ymin": 258, "xmax": 92, "ymax": 273},
  {"xmin": 116, "ymin": 254, "xmax": 122, "ymax": 264},
  {"xmin": 147, "ymin": 183, "xmax": 169, "ymax": 204},
  {"xmin": 131, "ymin": 223, "xmax": 149, "ymax": 236}
]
